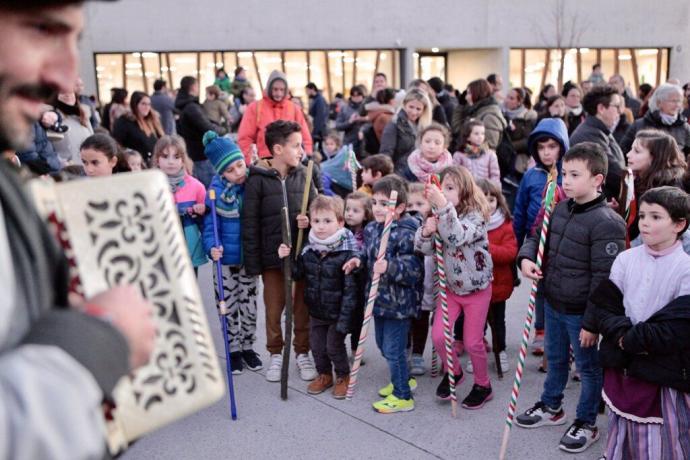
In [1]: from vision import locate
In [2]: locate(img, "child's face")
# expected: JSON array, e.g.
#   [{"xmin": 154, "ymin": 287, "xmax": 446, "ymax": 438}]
[
  {"xmin": 626, "ymin": 139, "xmax": 653, "ymax": 175},
  {"xmin": 468, "ymin": 125, "xmax": 485, "ymax": 147},
  {"xmin": 638, "ymin": 202, "xmax": 686, "ymax": 250},
  {"xmin": 420, "ymin": 130, "xmax": 445, "ymax": 162},
  {"xmin": 486, "ymin": 194, "xmax": 498, "ymax": 214},
  {"xmin": 371, "ymin": 192, "xmax": 402, "ymax": 223},
  {"xmin": 344, "ymin": 198, "xmax": 366, "ymax": 228},
  {"xmin": 81, "ymin": 148, "xmax": 116, "ymax": 177},
  {"xmin": 407, "ymin": 192, "xmax": 431, "ymax": 217},
  {"xmin": 127, "ymin": 155, "xmax": 143, "ymax": 171},
  {"xmin": 536, "ymin": 138, "xmax": 560, "ymax": 167},
  {"xmin": 561, "ymin": 159, "xmax": 601, "ymax": 203},
  {"xmin": 157, "ymin": 146, "xmax": 184, "ymax": 176},
  {"xmin": 324, "ymin": 137, "xmax": 338, "ymax": 153},
  {"xmin": 441, "ymin": 177, "xmax": 460, "ymax": 208},
  {"xmin": 273, "ymin": 132, "xmax": 303, "ymax": 168},
  {"xmin": 222, "ymin": 159, "xmax": 247, "ymax": 184},
  {"xmin": 310, "ymin": 209, "xmax": 342, "ymax": 240},
  {"xmin": 362, "ymin": 168, "xmax": 379, "ymax": 186}
]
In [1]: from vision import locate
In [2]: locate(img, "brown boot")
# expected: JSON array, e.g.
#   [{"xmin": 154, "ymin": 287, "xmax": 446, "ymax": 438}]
[
  {"xmin": 307, "ymin": 374, "xmax": 333, "ymax": 394},
  {"xmin": 332, "ymin": 375, "xmax": 350, "ymax": 399}
]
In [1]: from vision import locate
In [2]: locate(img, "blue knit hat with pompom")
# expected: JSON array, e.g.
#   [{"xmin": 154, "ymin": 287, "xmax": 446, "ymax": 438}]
[{"xmin": 202, "ymin": 131, "xmax": 244, "ymax": 174}]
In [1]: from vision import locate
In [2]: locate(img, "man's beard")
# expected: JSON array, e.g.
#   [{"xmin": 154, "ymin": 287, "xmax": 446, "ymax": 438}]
[{"xmin": 0, "ymin": 75, "xmax": 56, "ymax": 151}]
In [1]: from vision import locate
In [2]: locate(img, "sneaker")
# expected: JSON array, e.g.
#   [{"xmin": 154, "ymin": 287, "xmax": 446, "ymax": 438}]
[
  {"xmin": 229, "ymin": 351, "xmax": 243, "ymax": 375},
  {"xmin": 461, "ymin": 384, "xmax": 493, "ymax": 409},
  {"xmin": 532, "ymin": 330, "xmax": 544, "ymax": 356},
  {"xmin": 435, "ymin": 371, "xmax": 465, "ymax": 400},
  {"xmin": 266, "ymin": 354, "xmax": 283, "ymax": 382},
  {"xmin": 409, "ymin": 354, "xmax": 427, "ymax": 376},
  {"xmin": 559, "ymin": 420, "xmax": 600, "ymax": 453},
  {"xmin": 499, "ymin": 351, "xmax": 510, "ymax": 371},
  {"xmin": 307, "ymin": 373, "xmax": 333, "ymax": 395},
  {"xmin": 296, "ymin": 353, "xmax": 317, "ymax": 381},
  {"xmin": 515, "ymin": 401, "xmax": 567, "ymax": 428},
  {"xmin": 378, "ymin": 378, "xmax": 417, "ymax": 397},
  {"xmin": 332, "ymin": 375, "xmax": 349, "ymax": 399},
  {"xmin": 241, "ymin": 349, "xmax": 263, "ymax": 371},
  {"xmin": 372, "ymin": 394, "xmax": 415, "ymax": 414},
  {"xmin": 466, "ymin": 360, "xmax": 474, "ymax": 374}
]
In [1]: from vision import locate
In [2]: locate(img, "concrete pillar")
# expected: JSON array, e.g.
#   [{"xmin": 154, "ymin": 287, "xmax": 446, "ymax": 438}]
[
  {"xmin": 400, "ymin": 46, "xmax": 416, "ymax": 88},
  {"xmin": 669, "ymin": 45, "xmax": 690, "ymax": 83}
]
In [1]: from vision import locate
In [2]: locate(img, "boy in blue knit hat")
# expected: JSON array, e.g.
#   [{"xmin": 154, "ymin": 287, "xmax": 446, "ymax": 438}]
[{"xmin": 201, "ymin": 131, "xmax": 262, "ymax": 374}]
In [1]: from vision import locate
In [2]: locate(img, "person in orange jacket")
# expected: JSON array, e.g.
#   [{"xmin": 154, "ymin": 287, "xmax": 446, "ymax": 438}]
[{"xmin": 237, "ymin": 70, "xmax": 313, "ymax": 164}]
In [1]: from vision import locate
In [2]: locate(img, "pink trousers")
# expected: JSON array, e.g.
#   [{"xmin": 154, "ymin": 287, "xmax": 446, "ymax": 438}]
[{"xmin": 432, "ymin": 286, "xmax": 492, "ymax": 387}]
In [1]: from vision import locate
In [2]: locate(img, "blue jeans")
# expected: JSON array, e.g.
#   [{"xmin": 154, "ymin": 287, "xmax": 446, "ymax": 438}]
[
  {"xmin": 534, "ymin": 282, "xmax": 545, "ymax": 331},
  {"xmin": 541, "ymin": 301, "xmax": 602, "ymax": 425},
  {"xmin": 193, "ymin": 159, "xmax": 215, "ymax": 188},
  {"xmin": 374, "ymin": 317, "xmax": 411, "ymax": 399}
]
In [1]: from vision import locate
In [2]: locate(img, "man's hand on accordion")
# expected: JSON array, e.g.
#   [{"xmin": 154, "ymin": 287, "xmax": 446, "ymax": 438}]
[{"xmin": 87, "ymin": 285, "xmax": 157, "ymax": 370}]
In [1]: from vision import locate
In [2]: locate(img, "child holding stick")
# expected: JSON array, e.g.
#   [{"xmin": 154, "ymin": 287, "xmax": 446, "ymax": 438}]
[{"xmin": 343, "ymin": 175, "xmax": 423, "ymax": 413}]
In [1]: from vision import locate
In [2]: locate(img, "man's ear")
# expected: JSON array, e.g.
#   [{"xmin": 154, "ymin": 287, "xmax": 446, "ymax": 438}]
[
  {"xmin": 272, "ymin": 143, "xmax": 283, "ymax": 157},
  {"xmin": 373, "ymin": 171, "xmax": 383, "ymax": 180}
]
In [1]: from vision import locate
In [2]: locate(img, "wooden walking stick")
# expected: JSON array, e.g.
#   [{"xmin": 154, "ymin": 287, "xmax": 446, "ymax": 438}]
[
  {"xmin": 280, "ymin": 206, "xmax": 292, "ymax": 400},
  {"xmin": 346, "ymin": 190, "xmax": 398, "ymax": 399},
  {"xmin": 499, "ymin": 168, "xmax": 558, "ymax": 460},
  {"xmin": 294, "ymin": 160, "xmax": 314, "ymax": 260},
  {"xmin": 208, "ymin": 189, "xmax": 238, "ymax": 419}
]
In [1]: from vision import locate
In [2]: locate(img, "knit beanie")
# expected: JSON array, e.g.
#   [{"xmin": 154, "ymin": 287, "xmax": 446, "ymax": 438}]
[{"xmin": 203, "ymin": 131, "xmax": 244, "ymax": 174}]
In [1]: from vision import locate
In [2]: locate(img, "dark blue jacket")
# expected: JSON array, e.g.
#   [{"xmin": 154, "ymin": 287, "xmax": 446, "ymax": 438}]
[
  {"xmin": 16, "ymin": 122, "xmax": 61, "ymax": 174},
  {"xmin": 309, "ymin": 91, "xmax": 329, "ymax": 140},
  {"xmin": 202, "ymin": 175, "xmax": 243, "ymax": 266},
  {"xmin": 513, "ymin": 118, "xmax": 568, "ymax": 245},
  {"xmin": 359, "ymin": 214, "xmax": 423, "ymax": 320}
]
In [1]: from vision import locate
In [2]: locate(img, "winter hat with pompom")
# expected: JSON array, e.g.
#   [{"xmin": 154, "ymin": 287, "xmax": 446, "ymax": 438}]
[{"xmin": 203, "ymin": 131, "xmax": 244, "ymax": 174}]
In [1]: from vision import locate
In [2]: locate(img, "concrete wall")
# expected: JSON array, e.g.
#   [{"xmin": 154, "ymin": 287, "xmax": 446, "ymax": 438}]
[{"xmin": 79, "ymin": 0, "xmax": 690, "ymax": 93}]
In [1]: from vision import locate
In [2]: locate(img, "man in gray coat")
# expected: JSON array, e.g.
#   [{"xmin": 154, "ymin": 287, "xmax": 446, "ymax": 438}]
[{"xmin": 0, "ymin": 2, "xmax": 156, "ymax": 459}]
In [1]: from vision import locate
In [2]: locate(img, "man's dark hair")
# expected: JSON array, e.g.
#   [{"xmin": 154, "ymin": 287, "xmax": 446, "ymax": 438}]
[
  {"xmin": 486, "ymin": 73, "xmax": 498, "ymax": 85},
  {"xmin": 563, "ymin": 142, "xmax": 608, "ymax": 177},
  {"xmin": 593, "ymin": 63, "xmax": 601, "ymax": 71},
  {"xmin": 375, "ymin": 88, "xmax": 396, "ymax": 105},
  {"xmin": 427, "ymin": 77, "xmax": 444, "ymax": 94},
  {"xmin": 111, "ymin": 88, "xmax": 128, "ymax": 104},
  {"xmin": 234, "ymin": 66, "xmax": 245, "ymax": 77},
  {"xmin": 153, "ymin": 79, "xmax": 167, "ymax": 92},
  {"xmin": 374, "ymin": 72, "xmax": 387, "ymax": 80},
  {"xmin": 305, "ymin": 82, "xmax": 318, "ymax": 91},
  {"xmin": 582, "ymin": 85, "xmax": 618, "ymax": 116},
  {"xmin": 372, "ymin": 174, "xmax": 408, "ymax": 206},
  {"xmin": 180, "ymin": 76, "xmax": 197, "ymax": 94},
  {"xmin": 349, "ymin": 85, "xmax": 364, "ymax": 97},
  {"xmin": 265, "ymin": 120, "xmax": 302, "ymax": 155},
  {"xmin": 361, "ymin": 153, "xmax": 394, "ymax": 177},
  {"xmin": 639, "ymin": 186, "xmax": 690, "ymax": 237}
]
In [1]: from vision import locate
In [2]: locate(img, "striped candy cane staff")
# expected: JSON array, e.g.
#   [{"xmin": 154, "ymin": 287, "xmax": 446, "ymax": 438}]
[
  {"xmin": 347, "ymin": 190, "xmax": 398, "ymax": 400},
  {"xmin": 434, "ymin": 228, "xmax": 457, "ymax": 417},
  {"xmin": 499, "ymin": 167, "xmax": 559, "ymax": 460}
]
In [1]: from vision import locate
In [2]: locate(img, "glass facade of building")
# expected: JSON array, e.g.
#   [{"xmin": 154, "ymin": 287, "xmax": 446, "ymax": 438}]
[{"xmin": 94, "ymin": 49, "xmax": 401, "ymax": 104}]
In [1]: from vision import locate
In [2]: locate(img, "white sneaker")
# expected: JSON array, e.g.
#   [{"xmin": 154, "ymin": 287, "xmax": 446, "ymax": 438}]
[
  {"xmin": 499, "ymin": 351, "xmax": 510, "ymax": 371},
  {"xmin": 296, "ymin": 353, "xmax": 317, "ymax": 381},
  {"xmin": 266, "ymin": 354, "xmax": 283, "ymax": 382}
]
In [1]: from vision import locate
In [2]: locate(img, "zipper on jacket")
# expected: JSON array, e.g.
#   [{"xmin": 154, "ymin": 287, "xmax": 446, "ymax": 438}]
[{"xmin": 280, "ymin": 177, "xmax": 289, "ymax": 213}]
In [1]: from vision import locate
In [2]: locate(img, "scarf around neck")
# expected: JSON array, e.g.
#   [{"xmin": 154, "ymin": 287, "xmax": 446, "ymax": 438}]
[
  {"xmin": 407, "ymin": 148, "xmax": 454, "ymax": 183},
  {"xmin": 659, "ymin": 111, "xmax": 679, "ymax": 126},
  {"xmin": 167, "ymin": 168, "xmax": 186, "ymax": 193},
  {"xmin": 487, "ymin": 209, "xmax": 506, "ymax": 231},
  {"xmin": 304, "ymin": 227, "xmax": 357, "ymax": 255},
  {"xmin": 568, "ymin": 105, "xmax": 583, "ymax": 116},
  {"xmin": 503, "ymin": 105, "xmax": 527, "ymax": 120},
  {"xmin": 462, "ymin": 144, "xmax": 486, "ymax": 159}
]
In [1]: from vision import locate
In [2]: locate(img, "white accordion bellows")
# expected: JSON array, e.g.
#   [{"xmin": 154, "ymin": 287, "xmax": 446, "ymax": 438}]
[{"xmin": 29, "ymin": 170, "xmax": 225, "ymax": 453}]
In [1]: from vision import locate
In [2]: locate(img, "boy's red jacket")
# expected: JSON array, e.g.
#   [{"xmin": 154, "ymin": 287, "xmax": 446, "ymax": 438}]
[{"xmin": 489, "ymin": 218, "xmax": 518, "ymax": 302}]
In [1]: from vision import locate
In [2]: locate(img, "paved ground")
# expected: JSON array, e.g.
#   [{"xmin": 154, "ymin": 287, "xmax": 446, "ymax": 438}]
[{"xmin": 123, "ymin": 265, "xmax": 606, "ymax": 460}]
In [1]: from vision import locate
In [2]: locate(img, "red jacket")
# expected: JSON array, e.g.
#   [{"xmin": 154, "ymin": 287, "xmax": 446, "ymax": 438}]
[
  {"xmin": 237, "ymin": 70, "xmax": 312, "ymax": 163},
  {"xmin": 489, "ymin": 218, "xmax": 518, "ymax": 302}
]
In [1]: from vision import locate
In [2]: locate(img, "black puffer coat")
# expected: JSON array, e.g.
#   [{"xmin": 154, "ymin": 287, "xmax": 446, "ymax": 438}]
[
  {"xmin": 583, "ymin": 279, "xmax": 690, "ymax": 393},
  {"xmin": 175, "ymin": 92, "xmax": 227, "ymax": 162},
  {"xmin": 518, "ymin": 194, "xmax": 626, "ymax": 315},
  {"xmin": 293, "ymin": 240, "xmax": 358, "ymax": 333},
  {"xmin": 112, "ymin": 114, "xmax": 159, "ymax": 162},
  {"xmin": 379, "ymin": 110, "xmax": 417, "ymax": 175},
  {"xmin": 619, "ymin": 110, "xmax": 690, "ymax": 155},
  {"xmin": 242, "ymin": 160, "xmax": 318, "ymax": 276}
]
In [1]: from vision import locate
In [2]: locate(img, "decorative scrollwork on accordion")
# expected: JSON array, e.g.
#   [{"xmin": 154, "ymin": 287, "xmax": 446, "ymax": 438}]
[{"xmin": 29, "ymin": 171, "xmax": 224, "ymax": 452}]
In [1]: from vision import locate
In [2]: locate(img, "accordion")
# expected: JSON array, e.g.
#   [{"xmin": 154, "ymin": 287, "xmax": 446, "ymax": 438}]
[{"xmin": 29, "ymin": 170, "xmax": 225, "ymax": 454}]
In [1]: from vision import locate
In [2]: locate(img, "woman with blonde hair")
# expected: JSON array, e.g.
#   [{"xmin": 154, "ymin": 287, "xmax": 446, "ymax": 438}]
[{"xmin": 379, "ymin": 88, "xmax": 433, "ymax": 175}]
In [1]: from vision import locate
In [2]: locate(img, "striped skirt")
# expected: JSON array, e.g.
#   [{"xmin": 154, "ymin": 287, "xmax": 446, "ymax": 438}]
[{"xmin": 606, "ymin": 387, "xmax": 690, "ymax": 460}]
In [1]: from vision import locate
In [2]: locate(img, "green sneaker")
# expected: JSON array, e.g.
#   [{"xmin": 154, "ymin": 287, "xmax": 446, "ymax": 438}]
[
  {"xmin": 377, "ymin": 377, "xmax": 417, "ymax": 397},
  {"xmin": 372, "ymin": 394, "xmax": 415, "ymax": 413}
]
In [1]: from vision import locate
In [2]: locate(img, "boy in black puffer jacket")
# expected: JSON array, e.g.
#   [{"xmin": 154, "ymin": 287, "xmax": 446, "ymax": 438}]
[
  {"xmin": 242, "ymin": 120, "xmax": 319, "ymax": 383},
  {"xmin": 515, "ymin": 142, "xmax": 626, "ymax": 454},
  {"xmin": 279, "ymin": 195, "xmax": 358, "ymax": 399}
]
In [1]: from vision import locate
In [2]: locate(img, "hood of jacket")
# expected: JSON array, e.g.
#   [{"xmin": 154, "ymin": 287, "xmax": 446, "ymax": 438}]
[
  {"xmin": 175, "ymin": 91, "xmax": 199, "ymax": 111},
  {"xmin": 264, "ymin": 70, "xmax": 289, "ymax": 103},
  {"xmin": 527, "ymin": 117, "xmax": 570, "ymax": 167}
]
